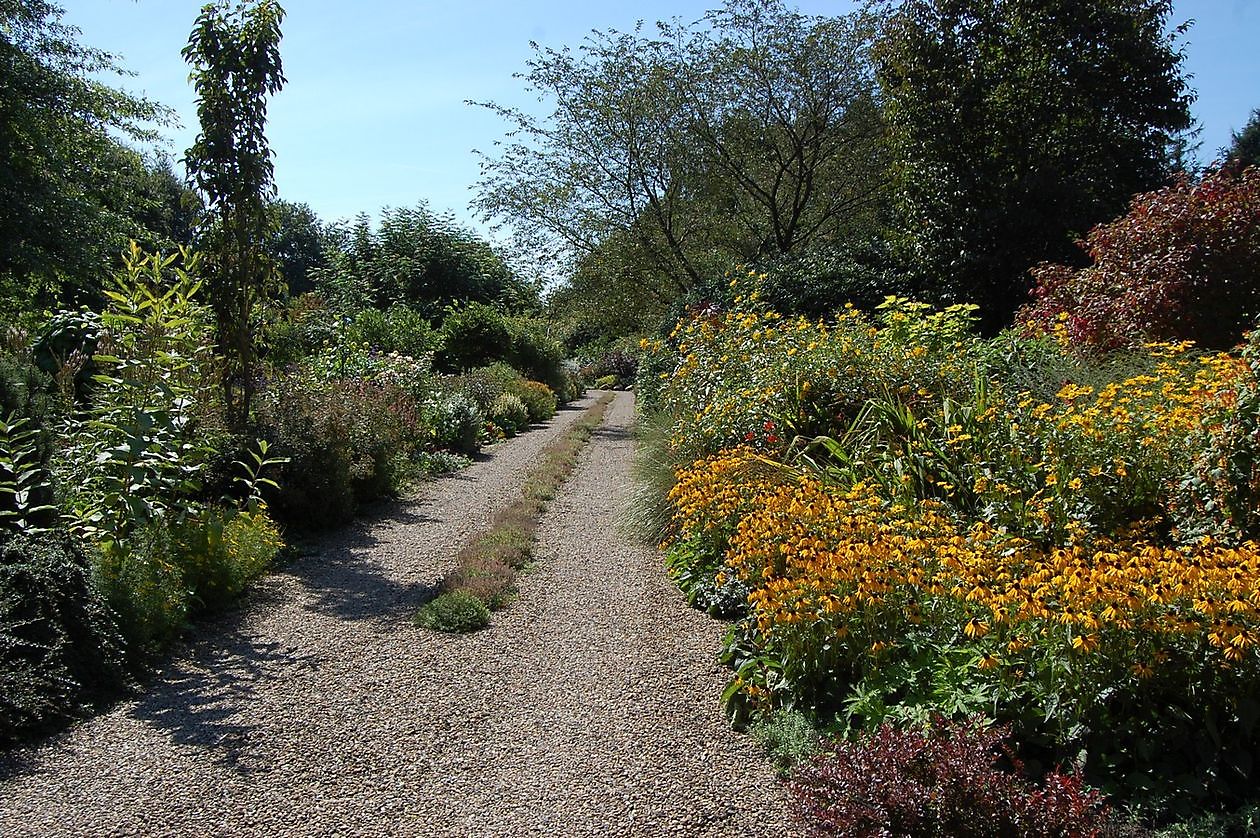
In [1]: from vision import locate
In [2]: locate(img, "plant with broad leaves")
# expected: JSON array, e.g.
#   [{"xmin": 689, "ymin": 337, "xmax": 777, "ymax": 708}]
[{"xmin": 0, "ymin": 412, "xmax": 57, "ymax": 536}]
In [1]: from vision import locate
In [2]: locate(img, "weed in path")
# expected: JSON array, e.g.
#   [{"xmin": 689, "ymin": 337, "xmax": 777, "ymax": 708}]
[{"xmin": 414, "ymin": 393, "xmax": 615, "ymax": 633}]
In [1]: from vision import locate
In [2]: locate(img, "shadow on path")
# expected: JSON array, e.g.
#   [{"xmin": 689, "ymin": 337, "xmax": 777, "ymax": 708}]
[{"xmin": 127, "ymin": 627, "xmax": 322, "ymax": 776}]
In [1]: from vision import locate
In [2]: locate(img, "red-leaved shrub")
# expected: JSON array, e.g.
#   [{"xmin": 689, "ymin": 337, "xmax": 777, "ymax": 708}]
[
  {"xmin": 1020, "ymin": 165, "xmax": 1260, "ymax": 351},
  {"xmin": 790, "ymin": 718, "xmax": 1117, "ymax": 837}
]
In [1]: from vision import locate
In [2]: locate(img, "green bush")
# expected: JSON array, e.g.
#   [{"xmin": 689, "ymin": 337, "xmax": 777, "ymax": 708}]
[
  {"xmin": 751, "ymin": 708, "xmax": 823, "ymax": 775},
  {"xmin": 490, "ymin": 393, "xmax": 530, "ymax": 436},
  {"xmin": 437, "ymin": 302, "xmax": 511, "ymax": 371},
  {"xmin": 1, "ymin": 533, "xmax": 127, "ymax": 745},
  {"xmin": 423, "ymin": 392, "xmax": 483, "ymax": 456},
  {"xmin": 256, "ymin": 372, "xmax": 428, "ymax": 528},
  {"xmin": 507, "ymin": 317, "xmax": 567, "ymax": 394},
  {"xmin": 346, "ymin": 305, "xmax": 442, "ymax": 358},
  {"xmin": 94, "ymin": 523, "xmax": 190, "ymax": 654},
  {"xmin": 512, "ymin": 380, "xmax": 557, "ymax": 423},
  {"xmin": 594, "ymin": 374, "xmax": 617, "ymax": 390},
  {"xmin": 254, "ymin": 374, "xmax": 356, "ymax": 528},
  {"xmin": 174, "ymin": 508, "xmax": 283, "ymax": 615},
  {"xmin": 414, "ymin": 589, "xmax": 491, "ymax": 633},
  {"xmin": 456, "ymin": 361, "xmax": 521, "ymax": 414}
]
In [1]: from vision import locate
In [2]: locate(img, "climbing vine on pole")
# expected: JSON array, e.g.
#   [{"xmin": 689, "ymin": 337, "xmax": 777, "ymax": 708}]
[{"xmin": 182, "ymin": 0, "xmax": 286, "ymax": 428}]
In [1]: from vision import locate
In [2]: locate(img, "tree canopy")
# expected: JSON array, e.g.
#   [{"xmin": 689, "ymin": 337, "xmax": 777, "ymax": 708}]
[
  {"xmin": 312, "ymin": 205, "xmax": 539, "ymax": 317},
  {"xmin": 1225, "ymin": 108, "xmax": 1260, "ymax": 170},
  {"xmin": 0, "ymin": 1, "xmax": 174, "ymax": 311},
  {"xmin": 874, "ymin": 0, "xmax": 1195, "ymax": 330},
  {"xmin": 474, "ymin": 0, "xmax": 890, "ymax": 299}
]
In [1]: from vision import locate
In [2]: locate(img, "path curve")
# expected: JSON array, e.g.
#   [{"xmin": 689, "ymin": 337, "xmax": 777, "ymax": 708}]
[{"xmin": 0, "ymin": 391, "xmax": 795, "ymax": 837}]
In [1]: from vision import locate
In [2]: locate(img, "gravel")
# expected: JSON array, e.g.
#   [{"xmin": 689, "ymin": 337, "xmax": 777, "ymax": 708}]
[{"xmin": 0, "ymin": 391, "xmax": 797, "ymax": 837}]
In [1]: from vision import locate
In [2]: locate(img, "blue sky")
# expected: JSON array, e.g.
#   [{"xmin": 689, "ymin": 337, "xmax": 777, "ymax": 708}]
[{"xmin": 60, "ymin": 0, "xmax": 1260, "ymax": 234}]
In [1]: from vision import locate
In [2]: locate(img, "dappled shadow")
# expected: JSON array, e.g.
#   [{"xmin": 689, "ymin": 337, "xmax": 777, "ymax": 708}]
[
  {"xmin": 282, "ymin": 498, "xmax": 444, "ymax": 624},
  {"xmin": 127, "ymin": 627, "xmax": 322, "ymax": 776},
  {"xmin": 292, "ymin": 543, "xmax": 441, "ymax": 623},
  {"xmin": 591, "ymin": 423, "xmax": 634, "ymax": 444}
]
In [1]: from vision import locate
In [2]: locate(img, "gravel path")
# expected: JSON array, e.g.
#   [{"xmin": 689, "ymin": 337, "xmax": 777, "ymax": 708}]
[{"xmin": 0, "ymin": 391, "xmax": 795, "ymax": 837}]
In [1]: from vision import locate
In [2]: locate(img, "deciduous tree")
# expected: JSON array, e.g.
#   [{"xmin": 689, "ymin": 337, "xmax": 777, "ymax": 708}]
[
  {"xmin": 182, "ymin": 0, "xmax": 286, "ymax": 427},
  {"xmin": 474, "ymin": 0, "xmax": 889, "ymax": 297},
  {"xmin": 0, "ymin": 1, "xmax": 172, "ymax": 310},
  {"xmin": 874, "ymin": 0, "xmax": 1195, "ymax": 330}
]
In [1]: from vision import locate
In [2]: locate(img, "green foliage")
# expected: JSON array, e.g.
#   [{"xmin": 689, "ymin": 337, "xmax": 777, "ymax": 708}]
[
  {"xmin": 512, "ymin": 381, "xmax": 557, "ymax": 423},
  {"xmin": 0, "ymin": 412, "xmax": 57, "ymax": 534},
  {"xmin": 1223, "ymin": 109, "xmax": 1260, "ymax": 169},
  {"xmin": 506, "ymin": 318, "xmax": 566, "ymax": 395},
  {"xmin": 54, "ymin": 246, "xmax": 223, "ymax": 540},
  {"xmin": 489, "ymin": 393, "xmax": 529, "ymax": 437},
  {"xmin": 1153, "ymin": 804, "xmax": 1260, "ymax": 838},
  {"xmin": 256, "ymin": 372, "xmax": 426, "ymax": 528},
  {"xmin": 414, "ymin": 589, "xmax": 491, "ymax": 634},
  {"xmin": 874, "ymin": 0, "xmax": 1194, "ymax": 330},
  {"xmin": 0, "ymin": 532, "xmax": 128, "ymax": 745},
  {"xmin": 183, "ymin": 0, "xmax": 287, "ymax": 427},
  {"xmin": 423, "ymin": 392, "xmax": 483, "ymax": 457},
  {"xmin": 1021, "ymin": 166, "xmax": 1260, "ymax": 351},
  {"xmin": 93, "ymin": 523, "xmax": 189, "ymax": 653},
  {"xmin": 0, "ymin": 1, "xmax": 175, "ymax": 311},
  {"xmin": 346, "ymin": 305, "xmax": 441, "ymax": 359},
  {"xmin": 93, "ymin": 507, "xmax": 281, "ymax": 653},
  {"xmin": 476, "ymin": 0, "xmax": 888, "ymax": 313},
  {"xmin": 751, "ymin": 708, "xmax": 823, "ymax": 775},
  {"xmin": 313, "ymin": 205, "xmax": 537, "ymax": 316},
  {"xmin": 171, "ymin": 508, "xmax": 281, "ymax": 615},
  {"xmin": 437, "ymin": 302, "xmax": 512, "ymax": 371},
  {"xmin": 266, "ymin": 199, "xmax": 327, "ymax": 295}
]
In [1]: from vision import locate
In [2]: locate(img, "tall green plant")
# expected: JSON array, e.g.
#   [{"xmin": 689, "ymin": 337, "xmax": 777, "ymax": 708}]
[
  {"xmin": 182, "ymin": 0, "xmax": 286, "ymax": 428},
  {"xmin": 56, "ymin": 245, "xmax": 217, "ymax": 541}
]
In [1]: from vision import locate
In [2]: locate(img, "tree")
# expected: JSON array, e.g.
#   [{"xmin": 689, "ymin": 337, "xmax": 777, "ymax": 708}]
[
  {"xmin": 474, "ymin": 0, "xmax": 889, "ymax": 297},
  {"xmin": 183, "ymin": 0, "xmax": 286, "ymax": 427},
  {"xmin": 873, "ymin": 0, "xmax": 1195, "ymax": 330},
  {"xmin": 1224, "ymin": 108, "xmax": 1260, "ymax": 170},
  {"xmin": 0, "ymin": 1, "xmax": 173, "ymax": 310},
  {"xmin": 266, "ymin": 200, "xmax": 326, "ymax": 295},
  {"xmin": 312, "ymin": 205, "xmax": 538, "ymax": 317}
]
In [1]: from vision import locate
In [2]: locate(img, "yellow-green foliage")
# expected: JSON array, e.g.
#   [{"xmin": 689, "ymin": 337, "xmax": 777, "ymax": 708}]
[{"xmin": 94, "ymin": 507, "xmax": 283, "ymax": 652}]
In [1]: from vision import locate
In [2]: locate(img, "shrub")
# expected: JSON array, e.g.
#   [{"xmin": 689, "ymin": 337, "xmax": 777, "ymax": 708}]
[
  {"xmin": 490, "ymin": 393, "xmax": 530, "ymax": 436},
  {"xmin": 1, "ymin": 533, "xmax": 127, "ymax": 744},
  {"xmin": 438, "ymin": 302, "xmax": 511, "ymax": 371},
  {"xmin": 414, "ymin": 449, "xmax": 471, "ymax": 476},
  {"xmin": 414, "ymin": 589, "xmax": 491, "ymax": 633},
  {"xmin": 507, "ymin": 317, "xmax": 566, "ymax": 395},
  {"xmin": 261, "ymin": 293, "xmax": 335, "ymax": 370},
  {"xmin": 346, "ymin": 304, "xmax": 441, "ymax": 358},
  {"xmin": 173, "ymin": 508, "xmax": 283, "ymax": 615},
  {"xmin": 752, "ymin": 238, "xmax": 908, "ymax": 319},
  {"xmin": 1020, "ymin": 165, "xmax": 1260, "ymax": 352},
  {"xmin": 791, "ymin": 718, "xmax": 1117, "ymax": 837},
  {"xmin": 455, "ymin": 361, "xmax": 521, "ymax": 414},
  {"xmin": 594, "ymin": 374, "xmax": 617, "ymax": 390},
  {"xmin": 94, "ymin": 523, "xmax": 190, "ymax": 653},
  {"xmin": 424, "ymin": 392, "xmax": 483, "ymax": 456},
  {"xmin": 512, "ymin": 380, "xmax": 557, "ymax": 423}
]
